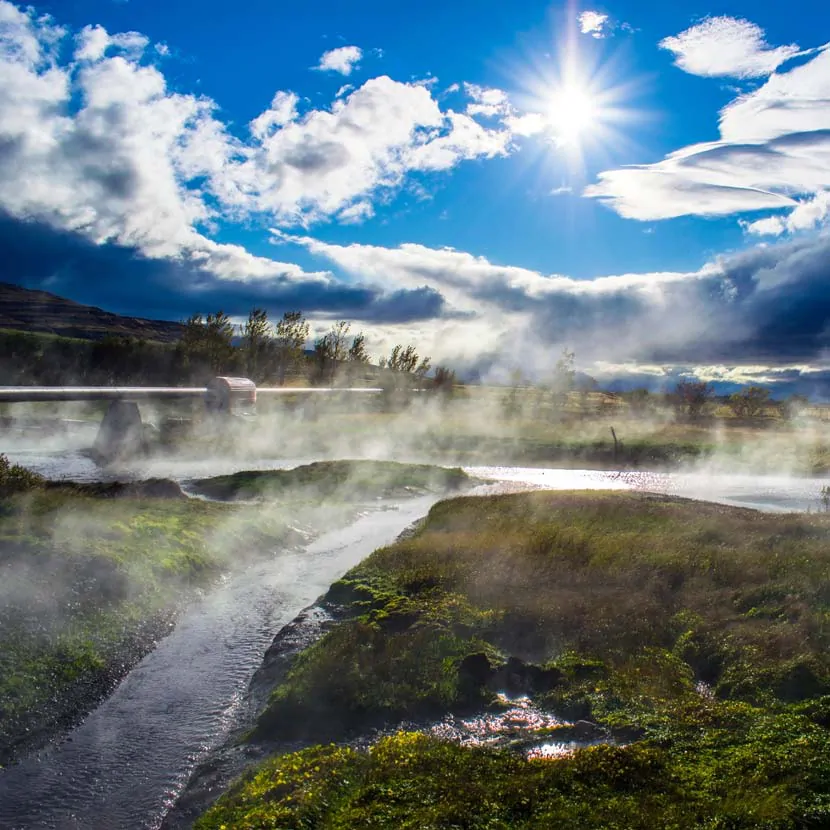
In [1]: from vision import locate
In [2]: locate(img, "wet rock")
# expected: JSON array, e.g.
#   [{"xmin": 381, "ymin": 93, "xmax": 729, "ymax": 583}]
[
  {"xmin": 547, "ymin": 720, "xmax": 609, "ymax": 743},
  {"xmin": 459, "ymin": 653, "xmax": 493, "ymax": 687},
  {"xmin": 776, "ymin": 661, "xmax": 827, "ymax": 702},
  {"xmin": 488, "ymin": 657, "xmax": 563, "ymax": 696},
  {"xmin": 610, "ymin": 724, "xmax": 646, "ymax": 743}
]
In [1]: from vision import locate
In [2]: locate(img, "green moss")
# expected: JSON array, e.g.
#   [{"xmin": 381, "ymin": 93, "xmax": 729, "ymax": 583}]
[
  {"xmin": 255, "ymin": 491, "xmax": 830, "ymax": 744},
  {"xmin": 199, "ymin": 722, "xmax": 830, "ymax": 829},
  {"xmin": 229, "ymin": 491, "xmax": 830, "ymax": 825},
  {"xmin": 192, "ymin": 460, "xmax": 470, "ymax": 501}
]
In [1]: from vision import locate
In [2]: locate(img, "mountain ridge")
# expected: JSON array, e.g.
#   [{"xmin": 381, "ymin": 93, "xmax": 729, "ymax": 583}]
[{"xmin": 0, "ymin": 282, "xmax": 184, "ymax": 343}]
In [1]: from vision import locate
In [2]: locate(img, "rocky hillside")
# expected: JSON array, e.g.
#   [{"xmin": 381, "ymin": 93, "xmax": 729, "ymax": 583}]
[{"xmin": 0, "ymin": 282, "xmax": 183, "ymax": 342}]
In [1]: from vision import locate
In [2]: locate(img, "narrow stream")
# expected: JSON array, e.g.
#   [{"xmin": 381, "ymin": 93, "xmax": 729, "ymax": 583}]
[{"xmin": 0, "ymin": 496, "xmax": 438, "ymax": 830}]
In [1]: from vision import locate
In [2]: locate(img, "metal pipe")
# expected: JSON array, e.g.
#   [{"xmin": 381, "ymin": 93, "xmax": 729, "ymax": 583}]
[
  {"xmin": 0, "ymin": 386, "xmax": 384, "ymax": 403},
  {"xmin": 0, "ymin": 387, "xmax": 206, "ymax": 402}
]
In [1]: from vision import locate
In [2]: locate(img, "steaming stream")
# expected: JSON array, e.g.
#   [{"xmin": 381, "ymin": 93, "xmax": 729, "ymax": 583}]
[
  {"xmin": 1, "ymin": 445, "xmax": 828, "ymax": 829},
  {"xmin": 6, "ymin": 448, "xmax": 830, "ymax": 512},
  {"xmin": 0, "ymin": 496, "xmax": 437, "ymax": 830}
]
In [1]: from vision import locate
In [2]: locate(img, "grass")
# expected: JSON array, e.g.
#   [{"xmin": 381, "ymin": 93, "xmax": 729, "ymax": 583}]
[
  {"xmin": 197, "ymin": 722, "xmax": 830, "ymax": 829},
  {"xmin": 201, "ymin": 490, "xmax": 830, "ymax": 827},
  {"xmin": 174, "ymin": 389, "xmax": 830, "ymax": 474},
  {"xmin": 0, "ymin": 482, "xmax": 280, "ymax": 765},
  {"xmin": 192, "ymin": 460, "xmax": 470, "ymax": 501}
]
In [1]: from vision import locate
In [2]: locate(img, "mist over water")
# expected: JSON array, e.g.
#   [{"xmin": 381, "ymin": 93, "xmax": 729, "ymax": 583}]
[
  {"xmin": 7, "ymin": 443, "xmax": 827, "ymax": 513},
  {"xmin": 0, "ymin": 497, "xmax": 438, "ymax": 830}
]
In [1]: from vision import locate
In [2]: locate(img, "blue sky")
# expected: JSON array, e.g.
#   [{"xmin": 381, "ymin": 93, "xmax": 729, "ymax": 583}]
[{"xmin": 3, "ymin": 0, "xmax": 830, "ymax": 391}]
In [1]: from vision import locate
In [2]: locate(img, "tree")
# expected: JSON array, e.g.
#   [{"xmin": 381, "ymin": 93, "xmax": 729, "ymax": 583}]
[
  {"xmin": 242, "ymin": 308, "xmax": 271, "ymax": 382},
  {"xmin": 673, "ymin": 380, "xmax": 713, "ymax": 420},
  {"xmin": 178, "ymin": 311, "xmax": 236, "ymax": 377},
  {"xmin": 380, "ymin": 344, "xmax": 432, "ymax": 402},
  {"xmin": 274, "ymin": 311, "xmax": 310, "ymax": 385},
  {"xmin": 554, "ymin": 348, "xmax": 576, "ymax": 389},
  {"xmin": 387, "ymin": 344, "xmax": 431, "ymax": 380},
  {"xmin": 727, "ymin": 386, "xmax": 771, "ymax": 420},
  {"xmin": 311, "ymin": 321, "xmax": 351, "ymax": 385},
  {"xmin": 204, "ymin": 311, "xmax": 236, "ymax": 374},
  {"xmin": 431, "ymin": 365, "xmax": 457, "ymax": 401},
  {"xmin": 347, "ymin": 333, "xmax": 370, "ymax": 364},
  {"xmin": 549, "ymin": 347, "xmax": 576, "ymax": 411}
]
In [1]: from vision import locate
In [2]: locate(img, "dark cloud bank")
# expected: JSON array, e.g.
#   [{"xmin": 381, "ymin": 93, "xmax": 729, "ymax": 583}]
[{"xmin": 0, "ymin": 212, "xmax": 446, "ymax": 325}]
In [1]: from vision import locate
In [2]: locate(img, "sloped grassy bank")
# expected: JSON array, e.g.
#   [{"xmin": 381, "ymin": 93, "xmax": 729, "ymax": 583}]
[
  {"xmin": 199, "ymin": 491, "xmax": 830, "ymax": 829},
  {"xmin": 189, "ymin": 460, "xmax": 469, "ymax": 502},
  {"xmin": 0, "ymin": 457, "xmax": 471, "ymax": 767}
]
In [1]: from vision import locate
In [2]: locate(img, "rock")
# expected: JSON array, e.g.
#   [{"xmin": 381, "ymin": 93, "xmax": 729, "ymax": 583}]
[{"xmin": 458, "ymin": 653, "xmax": 493, "ymax": 688}]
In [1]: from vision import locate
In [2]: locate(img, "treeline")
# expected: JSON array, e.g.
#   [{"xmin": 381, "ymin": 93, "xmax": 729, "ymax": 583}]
[
  {"xmin": 0, "ymin": 308, "xmax": 456, "ymax": 390},
  {"xmin": 620, "ymin": 382, "xmax": 808, "ymax": 421}
]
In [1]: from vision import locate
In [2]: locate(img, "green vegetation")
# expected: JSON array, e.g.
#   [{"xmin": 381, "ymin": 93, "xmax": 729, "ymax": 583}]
[
  {"xmin": 0, "ymin": 476, "xmax": 291, "ymax": 766},
  {"xmin": 192, "ymin": 460, "xmax": 470, "ymax": 502},
  {"xmin": 204, "ymin": 491, "xmax": 830, "ymax": 827},
  {"xmin": 0, "ymin": 457, "xmax": 471, "ymax": 766},
  {"xmin": 0, "ymin": 451, "xmax": 45, "ymax": 495},
  {"xmin": 197, "ymin": 721, "xmax": 830, "ymax": 829}
]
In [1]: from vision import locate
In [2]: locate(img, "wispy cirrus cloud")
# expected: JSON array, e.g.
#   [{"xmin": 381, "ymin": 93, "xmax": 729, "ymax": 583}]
[{"xmin": 587, "ymin": 23, "xmax": 830, "ymax": 233}]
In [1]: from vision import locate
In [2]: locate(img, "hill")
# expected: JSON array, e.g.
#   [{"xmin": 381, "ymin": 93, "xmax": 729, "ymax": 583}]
[{"xmin": 0, "ymin": 282, "xmax": 184, "ymax": 342}]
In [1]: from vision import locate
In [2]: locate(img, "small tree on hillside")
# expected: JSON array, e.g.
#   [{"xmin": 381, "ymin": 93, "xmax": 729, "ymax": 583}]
[
  {"xmin": 673, "ymin": 380, "xmax": 713, "ymax": 421},
  {"xmin": 727, "ymin": 386, "xmax": 771, "ymax": 419},
  {"xmin": 380, "ymin": 344, "xmax": 432, "ymax": 402},
  {"xmin": 387, "ymin": 344, "xmax": 431, "ymax": 382},
  {"xmin": 274, "ymin": 311, "xmax": 310, "ymax": 385},
  {"xmin": 347, "ymin": 333, "xmax": 370, "ymax": 365},
  {"xmin": 344, "ymin": 332, "xmax": 371, "ymax": 383}
]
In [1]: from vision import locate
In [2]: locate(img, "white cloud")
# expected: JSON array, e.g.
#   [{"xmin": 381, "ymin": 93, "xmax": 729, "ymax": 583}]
[
  {"xmin": 587, "ymin": 36, "xmax": 830, "ymax": 226},
  {"xmin": 504, "ymin": 112, "xmax": 546, "ymax": 137},
  {"xmin": 550, "ymin": 185, "xmax": 573, "ymax": 196},
  {"xmin": 75, "ymin": 24, "xmax": 148, "ymax": 62},
  {"xmin": 0, "ymin": 1, "xmax": 525, "ymax": 274},
  {"xmin": 744, "ymin": 192, "xmax": 830, "ymax": 236},
  {"xmin": 229, "ymin": 76, "xmax": 516, "ymax": 223},
  {"xmin": 0, "ymin": 1, "xmax": 332, "ymax": 287},
  {"xmin": 314, "ymin": 45, "xmax": 362, "ymax": 76},
  {"xmin": 463, "ymin": 83, "xmax": 509, "ymax": 117},
  {"xmin": 249, "ymin": 90, "xmax": 299, "ymax": 138},
  {"xmin": 659, "ymin": 16, "xmax": 800, "ymax": 79},
  {"xmin": 578, "ymin": 11, "xmax": 609, "ymax": 39},
  {"xmin": 275, "ymin": 230, "xmax": 830, "ymax": 378}
]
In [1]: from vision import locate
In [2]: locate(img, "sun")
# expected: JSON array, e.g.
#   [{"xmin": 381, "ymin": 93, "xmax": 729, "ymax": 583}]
[{"xmin": 546, "ymin": 82, "xmax": 600, "ymax": 145}]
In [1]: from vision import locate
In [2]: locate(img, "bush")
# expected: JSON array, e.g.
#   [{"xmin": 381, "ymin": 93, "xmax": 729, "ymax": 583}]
[{"xmin": 0, "ymin": 454, "xmax": 44, "ymax": 496}]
